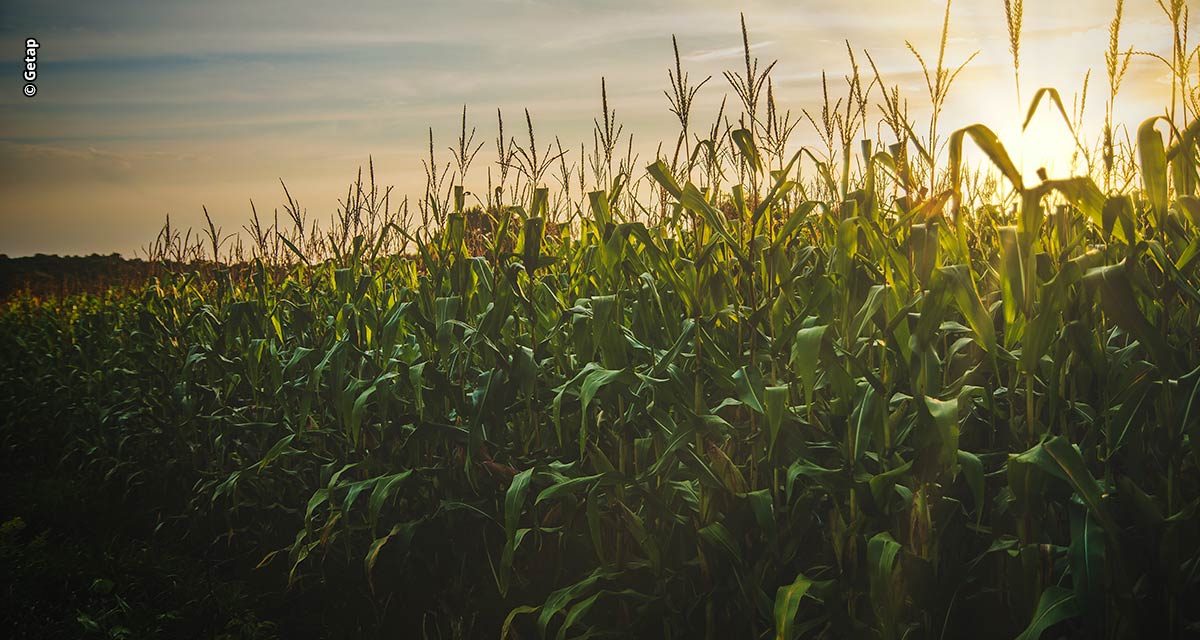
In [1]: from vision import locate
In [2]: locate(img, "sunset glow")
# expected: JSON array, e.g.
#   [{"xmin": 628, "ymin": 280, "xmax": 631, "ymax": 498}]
[{"xmin": 0, "ymin": 1, "xmax": 1182, "ymax": 255}]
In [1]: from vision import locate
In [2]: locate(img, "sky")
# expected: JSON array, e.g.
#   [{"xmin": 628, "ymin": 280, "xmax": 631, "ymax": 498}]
[{"xmin": 0, "ymin": 0, "xmax": 1184, "ymax": 257}]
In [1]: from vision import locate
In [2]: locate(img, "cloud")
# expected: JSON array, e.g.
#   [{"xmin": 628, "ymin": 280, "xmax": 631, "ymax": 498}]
[{"xmin": 684, "ymin": 41, "xmax": 776, "ymax": 63}]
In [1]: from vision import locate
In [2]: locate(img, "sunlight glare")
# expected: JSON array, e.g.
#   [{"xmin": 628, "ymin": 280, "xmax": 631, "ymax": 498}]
[{"xmin": 1009, "ymin": 110, "xmax": 1087, "ymax": 181}]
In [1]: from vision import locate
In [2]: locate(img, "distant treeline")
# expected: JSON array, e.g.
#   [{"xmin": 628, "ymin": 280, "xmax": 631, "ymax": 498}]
[{"xmin": 0, "ymin": 254, "xmax": 155, "ymax": 301}]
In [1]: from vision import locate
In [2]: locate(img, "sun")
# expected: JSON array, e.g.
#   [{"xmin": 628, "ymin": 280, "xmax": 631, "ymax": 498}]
[
  {"xmin": 967, "ymin": 90, "xmax": 1092, "ymax": 183},
  {"xmin": 1010, "ymin": 115, "xmax": 1088, "ymax": 180}
]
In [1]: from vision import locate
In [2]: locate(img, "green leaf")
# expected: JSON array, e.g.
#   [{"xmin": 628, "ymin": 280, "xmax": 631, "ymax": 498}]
[
  {"xmin": 349, "ymin": 383, "xmax": 377, "ymax": 446},
  {"xmin": 1023, "ymin": 87, "xmax": 1075, "ymax": 134},
  {"xmin": 554, "ymin": 591, "xmax": 603, "ymax": 640},
  {"xmin": 744, "ymin": 489, "xmax": 778, "ymax": 551},
  {"xmin": 1015, "ymin": 586, "xmax": 1079, "ymax": 640},
  {"xmin": 500, "ymin": 468, "xmax": 534, "ymax": 595},
  {"xmin": 699, "ymin": 522, "xmax": 743, "ymax": 566},
  {"xmin": 957, "ymin": 450, "xmax": 985, "ymax": 523},
  {"xmin": 580, "ymin": 366, "xmax": 624, "ymax": 414},
  {"xmin": 1082, "ymin": 261, "xmax": 1175, "ymax": 373},
  {"xmin": 338, "ymin": 476, "xmax": 372, "ymax": 515},
  {"xmin": 537, "ymin": 570, "xmax": 609, "ymax": 638},
  {"xmin": 579, "ymin": 365, "xmax": 626, "ymax": 456},
  {"xmin": 618, "ymin": 501, "xmax": 661, "ymax": 572},
  {"xmin": 732, "ymin": 128, "xmax": 763, "ymax": 174},
  {"xmin": 501, "ymin": 605, "xmax": 539, "ymax": 640},
  {"xmin": 733, "ymin": 365, "xmax": 765, "ymax": 414},
  {"xmin": 256, "ymin": 434, "xmax": 297, "ymax": 472},
  {"xmin": 772, "ymin": 202, "xmax": 819, "ymax": 250},
  {"xmin": 1069, "ymin": 505, "xmax": 1107, "ymax": 630},
  {"xmin": 949, "ymin": 124, "xmax": 1024, "ymax": 195},
  {"xmin": 646, "ymin": 160, "xmax": 683, "ymax": 199},
  {"xmin": 913, "ymin": 395, "xmax": 961, "ymax": 482},
  {"xmin": 536, "ymin": 473, "xmax": 606, "ymax": 504},
  {"xmin": 791, "ymin": 325, "xmax": 828, "ymax": 407},
  {"xmin": 680, "ymin": 184, "xmax": 745, "ymax": 263},
  {"xmin": 505, "ymin": 468, "xmax": 534, "ymax": 535},
  {"xmin": 773, "ymin": 573, "xmax": 814, "ymax": 640},
  {"xmin": 522, "ymin": 217, "xmax": 546, "ymax": 270},
  {"xmin": 368, "ymin": 471, "xmax": 414, "ymax": 531},
  {"xmin": 1012, "ymin": 437, "xmax": 1117, "ymax": 535},
  {"xmin": 867, "ymin": 532, "xmax": 904, "ymax": 638},
  {"xmin": 364, "ymin": 519, "xmax": 420, "ymax": 593},
  {"xmin": 764, "ymin": 385, "xmax": 789, "ymax": 455},
  {"xmin": 787, "ymin": 458, "xmax": 847, "ymax": 491},
  {"xmin": 936, "ymin": 265, "xmax": 996, "ymax": 354},
  {"xmin": 1138, "ymin": 117, "xmax": 1169, "ymax": 226},
  {"xmin": 589, "ymin": 190, "xmax": 612, "ymax": 234}
]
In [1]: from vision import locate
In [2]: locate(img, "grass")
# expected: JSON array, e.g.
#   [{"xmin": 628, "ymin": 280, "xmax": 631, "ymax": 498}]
[{"xmin": 3, "ymin": 2, "xmax": 1200, "ymax": 638}]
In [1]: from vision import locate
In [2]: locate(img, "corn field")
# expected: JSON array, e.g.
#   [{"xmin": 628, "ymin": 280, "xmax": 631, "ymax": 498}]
[{"xmin": 3, "ymin": 4, "xmax": 1200, "ymax": 639}]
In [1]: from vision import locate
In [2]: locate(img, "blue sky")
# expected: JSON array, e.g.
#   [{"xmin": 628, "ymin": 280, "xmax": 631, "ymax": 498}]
[{"xmin": 0, "ymin": 0, "xmax": 1180, "ymax": 256}]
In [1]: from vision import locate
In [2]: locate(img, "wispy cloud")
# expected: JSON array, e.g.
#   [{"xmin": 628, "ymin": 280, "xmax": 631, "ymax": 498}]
[{"xmin": 684, "ymin": 41, "xmax": 776, "ymax": 63}]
